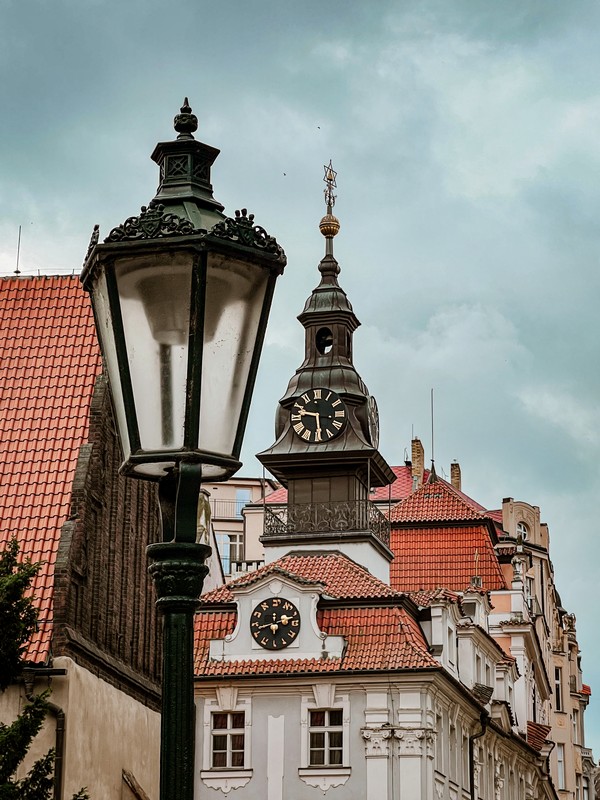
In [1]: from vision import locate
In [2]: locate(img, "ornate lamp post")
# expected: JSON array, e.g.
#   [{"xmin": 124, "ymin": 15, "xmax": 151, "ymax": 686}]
[{"xmin": 81, "ymin": 100, "xmax": 286, "ymax": 800}]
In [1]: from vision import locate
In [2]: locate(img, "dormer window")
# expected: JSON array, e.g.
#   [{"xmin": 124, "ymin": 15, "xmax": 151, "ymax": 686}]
[{"xmin": 516, "ymin": 521, "xmax": 529, "ymax": 540}]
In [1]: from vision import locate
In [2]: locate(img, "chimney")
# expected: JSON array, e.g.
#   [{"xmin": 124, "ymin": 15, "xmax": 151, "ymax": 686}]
[
  {"xmin": 411, "ymin": 438, "xmax": 424, "ymax": 489},
  {"xmin": 450, "ymin": 461, "xmax": 461, "ymax": 492}
]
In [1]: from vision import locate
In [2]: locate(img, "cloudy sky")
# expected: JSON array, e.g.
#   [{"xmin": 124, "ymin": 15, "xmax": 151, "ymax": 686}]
[{"xmin": 2, "ymin": 0, "xmax": 600, "ymax": 752}]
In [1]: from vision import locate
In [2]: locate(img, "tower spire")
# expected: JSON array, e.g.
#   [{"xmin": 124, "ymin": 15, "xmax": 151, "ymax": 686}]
[{"xmin": 319, "ymin": 160, "xmax": 340, "ymax": 257}]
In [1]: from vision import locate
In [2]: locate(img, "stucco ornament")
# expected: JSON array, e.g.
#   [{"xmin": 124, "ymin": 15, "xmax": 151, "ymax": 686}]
[
  {"xmin": 298, "ymin": 768, "xmax": 350, "ymax": 792},
  {"xmin": 200, "ymin": 772, "xmax": 252, "ymax": 794},
  {"xmin": 361, "ymin": 726, "xmax": 392, "ymax": 757},
  {"xmin": 393, "ymin": 727, "xmax": 435, "ymax": 757}
]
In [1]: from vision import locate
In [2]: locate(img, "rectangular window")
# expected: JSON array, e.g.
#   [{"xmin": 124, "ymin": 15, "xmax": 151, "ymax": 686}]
[
  {"xmin": 557, "ymin": 743, "xmax": 565, "ymax": 790},
  {"xmin": 573, "ymin": 709, "xmax": 580, "ymax": 744},
  {"xmin": 211, "ymin": 712, "xmax": 245, "ymax": 769},
  {"xmin": 215, "ymin": 532, "xmax": 244, "ymax": 575},
  {"xmin": 235, "ymin": 488, "xmax": 252, "ymax": 518},
  {"xmin": 309, "ymin": 709, "xmax": 343, "ymax": 766},
  {"xmin": 449, "ymin": 723, "xmax": 457, "ymax": 781},
  {"xmin": 583, "ymin": 776, "xmax": 590, "ymax": 800},
  {"xmin": 555, "ymin": 667, "xmax": 563, "ymax": 712}
]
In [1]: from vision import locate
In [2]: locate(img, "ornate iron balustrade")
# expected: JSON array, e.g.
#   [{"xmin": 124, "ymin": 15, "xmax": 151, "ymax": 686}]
[{"xmin": 264, "ymin": 500, "xmax": 390, "ymax": 549}]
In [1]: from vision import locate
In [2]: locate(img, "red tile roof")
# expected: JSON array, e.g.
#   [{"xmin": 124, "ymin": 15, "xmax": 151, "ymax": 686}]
[
  {"xmin": 389, "ymin": 479, "xmax": 487, "ymax": 523},
  {"xmin": 202, "ymin": 552, "xmax": 402, "ymax": 604},
  {"xmin": 526, "ymin": 721, "xmax": 552, "ymax": 752},
  {"xmin": 582, "ymin": 683, "xmax": 591, "ymax": 696},
  {"xmin": 195, "ymin": 550, "xmax": 437, "ymax": 677},
  {"xmin": 0, "ymin": 276, "xmax": 101, "ymax": 663},
  {"xmin": 194, "ymin": 605, "xmax": 437, "ymax": 677},
  {"xmin": 390, "ymin": 525, "xmax": 507, "ymax": 593},
  {"xmin": 407, "ymin": 588, "xmax": 462, "ymax": 607}
]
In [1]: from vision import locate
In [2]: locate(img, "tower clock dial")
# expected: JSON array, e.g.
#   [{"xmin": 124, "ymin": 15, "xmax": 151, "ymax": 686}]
[
  {"xmin": 290, "ymin": 388, "xmax": 347, "ymax": 443},
  {"xmin": 367, "ymin": 395, "xmax": 380, "ymax": 448},
  {"xmin": 250, "ymin": 597, "xmax": 301, "ymax": 650}
]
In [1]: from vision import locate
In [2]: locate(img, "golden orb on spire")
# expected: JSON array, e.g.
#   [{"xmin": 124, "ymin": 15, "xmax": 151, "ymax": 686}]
[{"xmin": 319, "ymin": 213, "xmax": 341, "ymax": 238}]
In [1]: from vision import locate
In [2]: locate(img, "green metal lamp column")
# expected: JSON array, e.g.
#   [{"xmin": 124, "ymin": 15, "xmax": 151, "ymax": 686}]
[{"xmin": 148, "ymin": 464, "xmax": 209, "ymax": 800}]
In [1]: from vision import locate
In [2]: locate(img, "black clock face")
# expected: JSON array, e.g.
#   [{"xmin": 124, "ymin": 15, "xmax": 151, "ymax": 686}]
[
  {"xmin": 250, "ymin": 597, "xmax": 301, "ymax": 650},
  {"xmin": 368, "ymin": 395, "xmax": 380, "ymax": 448},
  {"xmin": 290, "ymin": 388, "xmax": 347, "ymax": 443}
]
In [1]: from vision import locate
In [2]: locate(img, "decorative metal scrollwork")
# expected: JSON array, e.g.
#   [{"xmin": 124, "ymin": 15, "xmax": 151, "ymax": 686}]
[
  {"xmin": 105, "ymin": 201, "xmax": 197, "ymax": 242},
  {"xmin": 210, "ymin": 208, "xmax": 286, "ymax": 260},
  {"xmin": 102, "ymin": 203, "xmax": 286, "ymax": 265}
]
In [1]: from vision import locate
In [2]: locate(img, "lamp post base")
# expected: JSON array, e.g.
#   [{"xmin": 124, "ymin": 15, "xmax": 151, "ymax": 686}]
[{"xmin": 148, "ymin": 541, "xmax": 211, "ymax": 800}]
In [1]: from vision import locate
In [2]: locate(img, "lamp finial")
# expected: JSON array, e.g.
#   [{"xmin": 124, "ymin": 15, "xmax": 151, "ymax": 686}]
[{"xmin": 174, "ymin": 98, "xmax": 198, "ymax": 139}]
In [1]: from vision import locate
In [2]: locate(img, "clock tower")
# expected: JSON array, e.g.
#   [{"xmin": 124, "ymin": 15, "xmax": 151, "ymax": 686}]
[{"xmin": 258, "ymin": 164, "xmax": 395, "ymax": 580}]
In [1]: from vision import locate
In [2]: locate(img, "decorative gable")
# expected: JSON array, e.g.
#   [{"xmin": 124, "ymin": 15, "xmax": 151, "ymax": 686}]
[{"xmin": 207, "ymin": 572, "xmax": 345, "ymax": 663}]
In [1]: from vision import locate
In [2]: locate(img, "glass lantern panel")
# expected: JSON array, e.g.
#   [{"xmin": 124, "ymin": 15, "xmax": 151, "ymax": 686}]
[
  {"xmin": 199, "ymin": 253, "xmax": 269, "ymax": 470},
  {"xmin": 114, "ymin": 252, "xmax": 193, "ymax": 454},
  {"xmin": 91, "ymin": 268, "xmax": 131, "ymax": 462}
]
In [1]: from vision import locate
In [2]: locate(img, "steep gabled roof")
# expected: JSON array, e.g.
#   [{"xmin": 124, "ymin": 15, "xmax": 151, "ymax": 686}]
[
  {"xmin": 202, "ymin": 551, "xmax": 403, "ymax": 604},
  {"xmin": 389, "ymin": 479, "xmax": 487, "ymax": 524},
  {"xmin": 390, "ymin": 525, "xmax": 507, "ymax": 593},
  {"xmin": 0, "ymin": 276, "xmax": 101, "ymax": 662}
]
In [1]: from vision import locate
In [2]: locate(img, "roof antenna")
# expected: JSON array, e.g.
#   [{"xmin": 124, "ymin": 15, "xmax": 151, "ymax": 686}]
[{"xmin": 14, "ymin": 225, "xmax": 21, "ymax": 276}]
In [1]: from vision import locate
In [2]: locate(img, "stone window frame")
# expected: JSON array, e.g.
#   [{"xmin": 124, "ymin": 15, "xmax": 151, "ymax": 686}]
[
  {"xmin": 299, "ymin": 686, "xmax": 351, "ymax": 792},
  {"xmin": 200, "ymin": 690, "xmax": 252, "ymax": 794}
]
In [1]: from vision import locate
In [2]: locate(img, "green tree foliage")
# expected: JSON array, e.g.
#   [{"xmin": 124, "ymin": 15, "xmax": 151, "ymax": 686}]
[
  {"xmin": 0, "ymin": 538, "xmax": 39, "ymax": 692},
  {"xmin": 0, "ymin": 539, "xmax": 89, "ymax": 799}
]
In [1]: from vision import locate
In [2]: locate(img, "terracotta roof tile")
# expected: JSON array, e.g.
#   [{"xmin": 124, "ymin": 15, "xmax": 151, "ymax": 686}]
[
  {"xmin": 407, "ymin": 588, "xmax": 462, "ymax": 607},
  {"xmin": 582, "ymin": 683, "xmax": 591, "ymax": 696},
  {"xmin": 390, "ymin": 525, "xmax": 507, "ymax": 593},
  {"xmin": 527, "ymin": 721, "xmax": 552, "ymax": 752},
  {"xmin": 390, "ymin": 480, "xmax": 487, "ymax": 523},
  {"xmin": 0, "ymin": 276, "xmax": 101, "ymax": 663},
  {"xmin": 202, "ymin": 552, "xmax": 402, "ymax": 604},
  {"xmin": 194, "ymin": 605, "xmax": 437, "ymax": 677}
]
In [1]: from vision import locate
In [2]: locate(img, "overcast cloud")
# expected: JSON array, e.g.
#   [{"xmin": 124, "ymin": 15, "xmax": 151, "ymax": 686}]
[{"xmin": 1, "ymin": 0, "xmax": 599, "ymax": 752}]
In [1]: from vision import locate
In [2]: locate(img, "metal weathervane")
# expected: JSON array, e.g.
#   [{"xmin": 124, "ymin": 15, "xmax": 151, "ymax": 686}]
[{"xmin": 323, "ymin": 160, "xmax": 337, "ymax": 212}]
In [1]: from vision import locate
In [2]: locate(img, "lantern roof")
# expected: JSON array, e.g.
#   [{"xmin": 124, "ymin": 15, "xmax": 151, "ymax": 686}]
[{"xmin": 148, "ymin": 97, "xmax": 226, "ymax": 231}]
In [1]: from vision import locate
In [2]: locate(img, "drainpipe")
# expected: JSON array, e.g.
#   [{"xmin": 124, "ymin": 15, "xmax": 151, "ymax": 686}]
[
  {"xmin": 47, "ymin": 700, "xmax": 65, "ymax": 800},
  {"xmin": 469, "ymin": 711, "xmax": 488, "ymax": 800},
  {"xmin": 22, "ymin": 667, "xmax": 67, "ymax": 800}
]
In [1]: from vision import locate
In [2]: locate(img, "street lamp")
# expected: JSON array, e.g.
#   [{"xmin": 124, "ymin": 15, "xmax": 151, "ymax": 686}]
[{"xmin": 81, "ymin": 100, "xmax": 286, "ymax": 800}]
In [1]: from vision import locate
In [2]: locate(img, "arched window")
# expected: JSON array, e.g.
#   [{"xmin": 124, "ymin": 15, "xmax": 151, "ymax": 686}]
[{"xmin": 516, "ymin": 521, "xmax": 528, "ymax": 540}]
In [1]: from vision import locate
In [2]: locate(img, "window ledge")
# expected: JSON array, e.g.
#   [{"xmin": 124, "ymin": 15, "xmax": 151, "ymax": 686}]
[
  {"xmin": 200, "ymin": 770, "xmax": 252, "ymax": 794},
  {"xmin": 298, "ymin": 767, "xmax": 351, "ymax": 792}
]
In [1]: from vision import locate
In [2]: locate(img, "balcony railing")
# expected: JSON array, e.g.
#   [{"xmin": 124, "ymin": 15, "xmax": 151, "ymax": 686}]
[
  {"xmin": 209, "ymin": 499, "xmax": 248, "ymax": 519},
  {"xmin": 230, "ymin": 560, "xmax": 265, "ymax": 579},
  {"xmin": 264, "ymin": 500, "xmax": 390, "ymax": 549}
]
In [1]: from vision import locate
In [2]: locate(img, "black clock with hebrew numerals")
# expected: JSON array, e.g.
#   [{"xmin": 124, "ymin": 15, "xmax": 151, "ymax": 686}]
[
  {"xmin": 250, "ymin": 597, "xmax": 301, "ymax": 650},
  {"xmin": 290, "ymin": 388, "xmax": 347, "ymax": 443}
]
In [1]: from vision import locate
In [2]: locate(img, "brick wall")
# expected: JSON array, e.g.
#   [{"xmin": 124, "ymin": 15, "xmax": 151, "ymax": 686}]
[{"xmin": 53, "ymin": 375, "xmax": 162, "ymax": 709}]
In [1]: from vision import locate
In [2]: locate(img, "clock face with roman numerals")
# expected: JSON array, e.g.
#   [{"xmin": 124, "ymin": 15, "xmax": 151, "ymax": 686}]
[
  {"xmin": 290, "ymin": 387, "xmax": 347, "ymax": 443},
  {"xmin": 250, "ymin": 597, "xmax": 301, "ymax": 650}
]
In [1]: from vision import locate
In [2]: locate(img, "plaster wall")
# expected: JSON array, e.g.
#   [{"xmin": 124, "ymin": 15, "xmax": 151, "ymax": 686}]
[
  {"xmin": 1, "ymin": 657, "xmax": 160, "ymax": 797},
  {"xmin": 58, "ymin": 656, "xmax": 160, "ymax": 799},
  {"xmin": 195, "ymin": 677, "xmax": 551, "ymax": 800}
]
